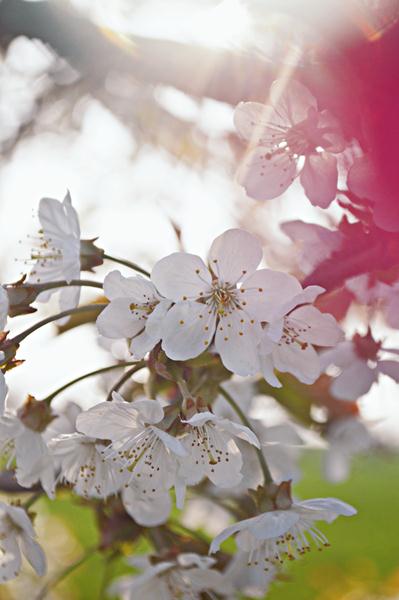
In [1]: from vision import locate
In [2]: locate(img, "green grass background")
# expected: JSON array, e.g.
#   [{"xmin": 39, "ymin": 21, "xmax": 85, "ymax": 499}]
[{"xmin": 23, "ymin": 451, "xmax": 399, "ymax": 599}]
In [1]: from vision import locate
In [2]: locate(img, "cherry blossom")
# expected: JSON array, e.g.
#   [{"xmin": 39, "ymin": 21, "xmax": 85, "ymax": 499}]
[
  {"xmin": 108, "ymin": 553, "xmax": 231, "ymax": 600},
  {"xmin": 76, "ymin": 393, "xmax": 187, "ymax": 497},
  {"xmin": 222, "ymin": 551, "xmax": 277, "ymax": 598},
  {"xmin": 346, "ymin": 274, "xmax": 399, "ymax": 329},
  {"xmin": 152, "ymin": 228, "xmax": 287, "ymax": 376},
  {"xmin": 0, "ymin": 412, "xmax": 55, "ymax": 498},
  {"xmin": 323, "ymin": 418, "xmax": 373, "ymax": 483},
  {"xmin": 281, "ymin": 220, "xmax": 343, "ymax": 275},
  {"xmin": 0, "ymin": 502, "xmax": 46, "ymax": 582},
  {"xmin": 234, "ymin": 79, "xmax": 346, "ymax": 207},
  {"xmin": 321, "ymin": 331, "xmax": 399, "ymax": 400},
  {"xmin": 49, "ymin": 432, "xmax": 123, "ymax": 499},
  {"xmin": 176, "ymin": 410, "xmax": 260, "ymax": 507},
  {"xmin": 210, "ymin": 493, "xmax": 356, "ymax": 567},
  {"xmin": 96, "ymin": 270, "xmax": 171, "ymax": 359},
  {"xmin": 256, "ymin": 276, "xmax": 343, "ymax": 386},
  {"xmin": 121, "ymin": 484, "xmax": 172, "ymax": 526},
  {"xmin": 27, "ymin": 192, "xmax": 82, "ymax": 312}
]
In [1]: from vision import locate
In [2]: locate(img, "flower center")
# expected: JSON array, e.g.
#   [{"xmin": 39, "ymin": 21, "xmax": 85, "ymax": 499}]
[
  {"xmin": 207, "ymin": 283, "xmax": 239, "ymax": 316},
  {"xmin": 129, "ymin": 299, "xmax": 158, "ymax": 320},
  {"xmin": 279, "ymin": 317, "xmax": 310, "ymax": 350}
]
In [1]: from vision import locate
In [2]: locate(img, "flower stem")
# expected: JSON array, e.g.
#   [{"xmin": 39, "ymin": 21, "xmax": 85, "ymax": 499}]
[
  {"xmin": 218, "ymin": 385, "xmax": 273, "ymax": 485},
  {"xmin": 23, "ymin": 491, "xmax": 43, "ymax": 510},
  {"xmin": 106, "ymin": 361, "xmax": 147, "ymax": 401},
  {"xmin": 35, "ymin": 546, "xmax": 99, "ymax": 600},
  {"xmin": 42, "ymin": 362, "xmax": 141, "ymax": 404},
  {"xmin": 168, "ymin": 519, "xmax": 210, "ymax": 544},
  {"xmin": 31, "ymin": 279, "xmax": 103, "ymax": 291},
  {"xmin": 12, "ymin": 304, "xmax": 107, "ymax": 345},
  {"xmin": 103, "ymin": 253, "xmax": 150, "ymax": 277}
]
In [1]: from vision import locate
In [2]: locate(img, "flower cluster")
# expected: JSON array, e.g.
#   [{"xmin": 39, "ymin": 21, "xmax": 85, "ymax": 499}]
[{"xmin": 0, "ymin": 190, "xmax": 367, "ymax": 598}]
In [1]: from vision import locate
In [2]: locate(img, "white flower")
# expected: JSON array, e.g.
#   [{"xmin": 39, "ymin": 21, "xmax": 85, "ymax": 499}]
[
  {"xmin": 109, "ymin": 553, "xmax": 231, "ymax": 600},
  {"xmin": 27, "ymin": 192, "xmax": 81, "ymax": 312},
  {"xmin": 121, "ymin": 484, "xmax": 172, "ymax": 526},
  {"xmin": 234, "ymin": 79, "xmax": 346, "ymax": 207},
  {"xmin": 222, "ymin": 551, "xmax": 276, "ymax": 599},
  {"xmin": 210, "ymin": 497, "xmax": 356, "ymax": 566},
  {"xmin": 96, "ymin": 270, "xmax": 171, "ymax": 359},
  {"xmin": 152, "ymin": 228, "xmax": 283, "ymax": 376},
  {"xmin": 281, "ymin": 220, "xmax": 343, "ymax": 276},
  {"xmin": 176, "ymin": 411, "xmax": 260, "ymax": 507},
  {"xmin": 76, "ymin": 393, "xmax": 187, "ymax": 496},
  {"xmin": 257, "ymin": 276, "xmax": 343, "ymax": 386},
  {"xmin": 49, "ymin": 432, "xmax": 123, "ymax": 499},
  {"xmin": 323, "ymin": 418, "xmax": 373, "ymax": 483},
  {"xmin": 0, "ymin": 413, "xmax": 55, "ymax": 498},
  {"xmin": 244, "ymin": 423, "xmax": 304, "ymax": 490},
  {"xmin": 0, "ymin": 502, "xmax": 46, "ymax": 582},
  {"xmin": 321, "ymin": 333, "xmax": 399, "ymax": 400},
  {"xmin": 0, "ymin": 285, "xmax": 9, "ymax": 330},
  {"xmin": 346, "ymin": 274, "xmax": 399, "ymax": 329}
]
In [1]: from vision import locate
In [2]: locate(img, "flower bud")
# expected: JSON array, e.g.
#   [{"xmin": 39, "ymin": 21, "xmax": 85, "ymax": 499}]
[{"xmin": 17, "ymin": 395, "xmax": 55, "ymax": 432}]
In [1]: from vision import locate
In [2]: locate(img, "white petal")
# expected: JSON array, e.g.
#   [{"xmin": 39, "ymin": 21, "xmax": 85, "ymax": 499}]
[
  {"xmin": 5, "ymin": 505, "xmax": 36, "ymax": 538},
  {"xmin": 259, "ymin": 352, "xmax": 282, "ymax": 387},
  {"xmin": 183, "ymin": 411, "xmax": 216, "ymax": 427},
  {"xmin": 317, "ymin": 110, "xmax": 346, "ymax": 153},
  {"xmin": 331, "ymin": 361, "xmax": 377, "ymax": 400},
  {"xmin": 0, "ymin": 536, "xmax": 21, "ymax": 582},
  {"xmin": 237, "ymin": 147, "xmax": 297, "ymax": 201},
  {"xmin": 209, "ymin": 517, "xmax": 257, "ymax": 553},
  {"xmin": 288, "ymin": 305, "xmax": 343, "ymax": 347},
  {"xmin": 20, "ymin": 534, "xmax": 46, "ymax": 576},
  {"xmin": 132, "ymin": 400, "xmax": 164, "ymax": 424},
  {"xmin": 281, "ymin": 219, "xmax": 343, "ymax": 275},
  {"xmin": 39, "ymin": 193, "xmax": 80, "ymax": 241},
  {"xmin": 296, "ymin": 497, "xmax": 357, "ymax": 521},
  {"xmin": 300, "ymin": 153, "xmax": 338, "ymax": 208},
  {"xmin": 15, "ymin": 430, "xmax": 55, "ymax": 496},
  {"xmin": 152, "ymin": 426, "xmax": 187, "ymax": 457},
  {"xmin": 76, "ymin": 401, "xmax": 142, "ymax": 440},
  {"xmin": 218, "ymin": 418, "xmax": 260, "ymax": 448},
  {"xmin": 320, "ymin": 341, "xmax": 357, "ymax": 370},
  {"xmin": 96, "ymin": 298, "xmax": 144, "ymax": 339},
  {"xmin": 241, "ymin": 269, "xmax": 302, "ymax": 321},
  {"xmin": 215, "ymin": 310, "xmax": 260, "ymax": 376},
  {"xmin": 104, "ymin": 271, "xmax": 158, "ymax": 302},
  {"xmin": 161, "ymin": 301, "xmax": 217, "ymax": 360},
  {"xmin": 151, "ymin": 253, "xmax": 211, "ymax": 301},
  {"xmin": 247, "ymin": 510, "xmax": 300, "ymax": 540},
  {"xmin": 272, "ymin": 343, "xmax": 321, "ymax": 384},
  {"xmin": 208, "ymin": 229, "xmax": 262, "ymax": 285},
  {"xmin": 270, "ymin": 79, "xmax": 318, "ymax": 124},
  {"xmin": 323, "ymin": 449, "xmax": 351, "ymax": 483},
  {"xmin": 122, "ymin": 486, "xmax": 171, "ymax": 526},
  {"xmin": 377, "ymin": 360, "xmax": 399, "ymax": 382},
  {"xmin": 234, "ymin": 101, "xmax": 290, "ymax": 144},
  {"xmin": 58, "ymin": 286, "xmax": 81, "ymax": 313},
  {"xmin": 130, "ymin": 299, "xmax": 172, "ymax": 359}
]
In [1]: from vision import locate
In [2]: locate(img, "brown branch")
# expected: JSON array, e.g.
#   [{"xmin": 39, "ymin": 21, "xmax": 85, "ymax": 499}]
[{"xmin": 0, "ymin": 470, "xmax": 41, "ymax": 493}]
